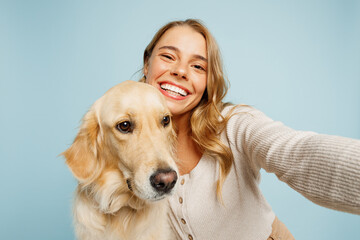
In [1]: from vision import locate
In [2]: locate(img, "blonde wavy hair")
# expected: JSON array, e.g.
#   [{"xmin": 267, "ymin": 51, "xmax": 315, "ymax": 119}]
[{"xmin": 139, "ymin": 19, "xmax": 234, "ymax": 201}]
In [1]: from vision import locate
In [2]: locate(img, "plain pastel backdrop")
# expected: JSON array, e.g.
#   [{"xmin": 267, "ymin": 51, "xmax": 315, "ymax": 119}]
[{"xmin": 0, "ymin": 0, "xmax": 359, "ymax": 239}]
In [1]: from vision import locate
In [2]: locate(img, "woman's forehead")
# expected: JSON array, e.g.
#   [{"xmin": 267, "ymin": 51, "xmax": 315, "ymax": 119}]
[{"xmin": 155, "ymin": 26, "xmax": 207, "ymax": 58}]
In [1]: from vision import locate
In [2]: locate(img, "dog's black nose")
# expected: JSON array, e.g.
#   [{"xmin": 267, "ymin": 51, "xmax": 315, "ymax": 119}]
[{"xmin": 150, "ymin": 169, "xmax": 178, "ymax": 194}]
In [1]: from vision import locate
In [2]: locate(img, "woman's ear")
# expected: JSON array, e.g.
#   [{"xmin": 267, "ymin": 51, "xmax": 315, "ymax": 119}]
[
  {"xmin": 143, "ymin": 58, "xmax": 149, "ymax": 78},
  {"xmin": 62, "ymin": 110, "xmax": 101, "ymax": 183},
  {"xmin": 143, "ymin": 67, "xmax": 148, "ymax": 78}
]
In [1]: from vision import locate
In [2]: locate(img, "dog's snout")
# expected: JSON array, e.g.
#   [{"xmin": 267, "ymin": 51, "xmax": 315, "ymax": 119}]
[{"xmin": 150, "ymin": 169, "xmax": 178, "ymax": 194}]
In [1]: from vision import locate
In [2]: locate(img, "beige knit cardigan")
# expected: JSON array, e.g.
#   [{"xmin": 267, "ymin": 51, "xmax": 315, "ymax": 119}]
[{"xmin": 167, "ymin": 105, "xmax": 360, "ymax": 240}]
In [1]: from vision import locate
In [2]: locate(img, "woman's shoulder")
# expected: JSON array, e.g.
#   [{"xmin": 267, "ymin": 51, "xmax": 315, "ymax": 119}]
[
  {"xmin": 221, "ymin": 103, "xmax": 267, "ymax": 120},
  {"xmin": 220, "ymin": 103, "xmax": 279, "ymax": 136}
]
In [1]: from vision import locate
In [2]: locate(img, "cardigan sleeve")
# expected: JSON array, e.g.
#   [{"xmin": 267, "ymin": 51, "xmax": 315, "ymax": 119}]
[{"xmin": 226, "ymin": 105, "xmax": 360, "ymax": 214}]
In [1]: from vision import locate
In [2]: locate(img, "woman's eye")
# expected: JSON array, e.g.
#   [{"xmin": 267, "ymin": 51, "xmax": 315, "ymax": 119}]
[
  {"xmin": 116, "ymin": 121, "xmax": 133, "ymax": 133},
  {"xmin": 161, "ymin": 54, "xmax": 173, "ymax": 60},
  {"xmin": 194, "ymin": 65, "xmax": 205, "ymax": 71},
  {"xmin": 162, "ymin": 115, "xmax": 171, "ymax": 127}
]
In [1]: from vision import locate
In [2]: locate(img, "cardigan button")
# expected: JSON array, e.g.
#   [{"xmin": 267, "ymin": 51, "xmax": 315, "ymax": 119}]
[
  {"xmin": 181, "ymin": 218, "xmax": 186, "ymax": 224},
  {"xmin": 179, "ymin": 197, "xmax": 183, "ymax": 204},
  {"xmin": 181, "ymin": 178, "xmax": 185, "ymax": 185},
  {"xmin": 188, "ymin": 234, "xmax": 193, "ymax": 240}
]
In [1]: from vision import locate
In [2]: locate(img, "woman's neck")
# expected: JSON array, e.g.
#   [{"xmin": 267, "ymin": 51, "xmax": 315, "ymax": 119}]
[
  {"xmin": 172, "ymin": 112, "xmax": 191, "ymax": 135},
  {"xmin": 172, "ymin": 112, "xmax": 203, "ymax": 175}
]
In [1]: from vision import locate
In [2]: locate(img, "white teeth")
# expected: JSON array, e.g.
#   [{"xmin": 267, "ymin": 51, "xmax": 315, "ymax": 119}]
[{"xmin": 160, "ymin": 83, "xmax": 188, "ymax": 96}]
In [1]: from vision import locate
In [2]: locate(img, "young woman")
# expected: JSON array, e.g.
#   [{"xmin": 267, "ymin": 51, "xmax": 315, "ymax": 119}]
[{"xmin": 140, "ymin": 19, "xmax": 360, "ymax": 240}]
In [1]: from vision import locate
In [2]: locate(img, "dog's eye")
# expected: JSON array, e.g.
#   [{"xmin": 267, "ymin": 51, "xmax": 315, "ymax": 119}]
[
  {"xmin": 116, "ymin": 121, "xmax": 133, "ymax": 133},
  {"xmin": 162, "ymin": 115, "xmax": 170, "ymax": 127}
]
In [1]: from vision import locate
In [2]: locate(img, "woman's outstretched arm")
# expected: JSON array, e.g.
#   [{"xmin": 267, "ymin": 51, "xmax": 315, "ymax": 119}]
[{"xmin": 227, "ymin": 105, "xmax": 360, "ymax": 214}]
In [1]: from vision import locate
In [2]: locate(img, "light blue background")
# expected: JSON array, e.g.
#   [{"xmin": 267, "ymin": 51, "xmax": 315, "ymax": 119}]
[{"xmin": 1, "ymin": 0, "xmax": 359, "ymax": 239}]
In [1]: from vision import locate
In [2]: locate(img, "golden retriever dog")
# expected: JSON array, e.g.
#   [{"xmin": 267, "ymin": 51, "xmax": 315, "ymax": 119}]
[{"xmin": 62, "ymin": 81, "xmax": 178, "ymax": 240}]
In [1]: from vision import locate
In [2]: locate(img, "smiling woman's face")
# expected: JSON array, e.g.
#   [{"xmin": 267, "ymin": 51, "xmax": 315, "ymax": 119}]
[{"xmin": 144, "ymin": 26, "xmax": 207, "ymax": 118}]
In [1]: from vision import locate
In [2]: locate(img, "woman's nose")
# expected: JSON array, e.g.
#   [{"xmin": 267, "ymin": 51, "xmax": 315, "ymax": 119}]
[{"xmin": 171, "ymin": 63, "xmax": 187, "ymax": 80}]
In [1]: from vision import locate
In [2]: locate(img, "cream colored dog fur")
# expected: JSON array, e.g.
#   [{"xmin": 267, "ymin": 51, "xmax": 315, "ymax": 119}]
[{"xmin": 62, "ymin": 81, "xmax": 178, "ymax": 240}]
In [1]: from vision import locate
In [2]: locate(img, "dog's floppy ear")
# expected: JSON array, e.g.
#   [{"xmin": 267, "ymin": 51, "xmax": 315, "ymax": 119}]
[{"xmin": 62, "ymin": 109, "xmax": 102, "ymax": 183}]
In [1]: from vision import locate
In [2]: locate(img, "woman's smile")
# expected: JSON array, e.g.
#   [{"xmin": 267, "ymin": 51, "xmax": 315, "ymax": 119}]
[{"xmin": 159, "ymin": 82, "xmax": 190, "ymax": 100}]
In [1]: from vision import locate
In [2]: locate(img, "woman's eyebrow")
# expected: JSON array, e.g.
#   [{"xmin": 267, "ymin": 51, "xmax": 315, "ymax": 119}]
[
  {"xmin": 158, "ymin": 45, "xmax": 208, "ymax": 62},
  {"xmin": 159, "ymin": 45, "xmax": 178, "ymax": 52}
]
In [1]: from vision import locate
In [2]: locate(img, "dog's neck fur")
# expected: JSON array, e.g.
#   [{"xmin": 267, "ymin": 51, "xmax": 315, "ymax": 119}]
[
  {"xmin": 75, "ymin": 169, "xmax": 168, "ymax": 240},
  {"xmin": 80, "ymin": 168, "xmax": 148, "ymax": 213}
]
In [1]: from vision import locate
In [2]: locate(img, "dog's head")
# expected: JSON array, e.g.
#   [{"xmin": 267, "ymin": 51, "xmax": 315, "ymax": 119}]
[{"xmin": 62, "ymin": 81, "xmax": 178, "ymax": 208}]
